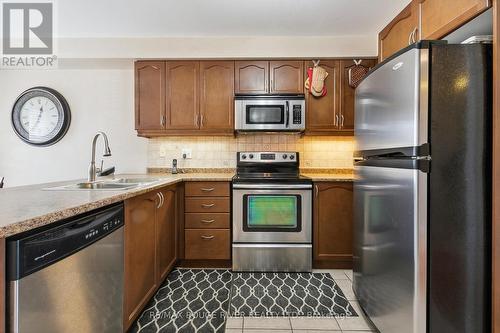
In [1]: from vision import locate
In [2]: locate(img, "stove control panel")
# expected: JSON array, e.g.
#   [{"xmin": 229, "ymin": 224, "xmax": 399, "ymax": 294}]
[{"xmin": 238, "ymin": 152, "xmax": 298, "ymax": 163}]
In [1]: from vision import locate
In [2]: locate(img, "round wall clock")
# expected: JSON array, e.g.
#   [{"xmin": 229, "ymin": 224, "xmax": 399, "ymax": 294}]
[{"xmin": 11, "ymin": 87, "xmax": 71, "ymax": 146}]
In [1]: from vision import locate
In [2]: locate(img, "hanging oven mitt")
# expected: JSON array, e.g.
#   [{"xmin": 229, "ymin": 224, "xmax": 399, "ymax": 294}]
[
  {"xmin": 348, "ymin": 60, "xmax": 371, "ymax": 88},
  {"xmin": 304, "ymin": 61, "xmax": 328, "ymax": 97}
]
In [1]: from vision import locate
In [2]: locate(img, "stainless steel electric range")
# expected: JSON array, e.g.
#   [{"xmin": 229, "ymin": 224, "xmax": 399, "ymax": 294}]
[{"xmin": 232, "ymin": 151, "xmax": 312, "ymax": 272}]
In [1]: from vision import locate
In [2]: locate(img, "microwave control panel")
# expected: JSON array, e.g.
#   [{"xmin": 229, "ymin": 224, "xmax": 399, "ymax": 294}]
[{"xmin": 293, "ymin": 105, "xmax": 302, "ymax": 124}]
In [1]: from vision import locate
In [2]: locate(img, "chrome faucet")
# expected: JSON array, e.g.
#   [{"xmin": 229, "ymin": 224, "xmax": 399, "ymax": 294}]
[{"xmin": 88, "ymin": 131, "xmax": 112, "ymax": 182}]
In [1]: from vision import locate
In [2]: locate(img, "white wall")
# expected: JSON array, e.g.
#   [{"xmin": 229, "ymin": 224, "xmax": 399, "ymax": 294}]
[
  {"xmin": 0, "ymin": 61, "xmax": 148, "ymax": 187},
  {"xmin": 57, "ymin": 36, "xmax": 378, "ymax": 59}
]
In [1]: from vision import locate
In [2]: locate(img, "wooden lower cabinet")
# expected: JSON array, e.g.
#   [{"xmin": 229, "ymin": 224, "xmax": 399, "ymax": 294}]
[
  {"xmin": 185, "ymin": 213, "xmax": 230, "ymax": 229},
  {"xmin": 183, "ymin": 181, "xmax": 231, "ymax": 262},
  {"xmin": 313, "ymin": 182, "xmax": 354, "ymax": 269},
  {"xmin": 185, "ymin": 181, "xmax": 230, "ymax": 197},
  {"xmin": 184, "ymin": 229, "xmax": 231, "ymax": 259},
  {"xmin": 124, "ymin": 185, "xmax": 178, "ymax": 331},
  {"xmin": 124, "ymin": 191, "xmax": 158, "ymax": 330},
  {"xmin": 156, "ymin": 188, "xmax": 177, "ymax": 283},
  {"xmin": 185, "ymin": 197, "xmax": 230, "ymax": 213}
]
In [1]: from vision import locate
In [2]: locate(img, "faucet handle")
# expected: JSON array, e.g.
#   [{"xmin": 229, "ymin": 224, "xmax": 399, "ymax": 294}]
[{"xmin": 96, "ymin": 160, "xmax": 103, "ymax": 173}]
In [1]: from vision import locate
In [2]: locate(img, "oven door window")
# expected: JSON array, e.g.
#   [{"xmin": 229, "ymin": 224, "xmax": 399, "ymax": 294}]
[
  {"xmin": 243, "ymin": 194, "xmax": 302, "ymax": 232},
  {"xmin": 246, "ymin": 105, "xmax": 284, "ymax": 124}
]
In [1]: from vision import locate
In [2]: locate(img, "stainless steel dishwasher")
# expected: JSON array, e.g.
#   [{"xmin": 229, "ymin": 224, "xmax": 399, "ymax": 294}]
[{"xmin": 7, "ymin": 203, "xmax": 124, "ymax": 333}]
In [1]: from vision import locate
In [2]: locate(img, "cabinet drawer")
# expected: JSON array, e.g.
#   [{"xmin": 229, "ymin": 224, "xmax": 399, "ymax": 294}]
[
  {"xmin": 185, "ymin": 197, "xmax": 230, "ymax": 213},
  {"xmin": 185, "ymin": 229, "xmax": 230, "ymax": 259},
  {"xmin": 185, "ymin": 213, "xmax": 230, "ymax": 229},
  {"xmin": 185, "ymin": 182, "xmax": 230, "ymax": 197}
]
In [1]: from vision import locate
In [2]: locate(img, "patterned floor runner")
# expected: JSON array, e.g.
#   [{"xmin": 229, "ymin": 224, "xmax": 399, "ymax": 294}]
[
  {"xmin": 132, "ymin": 269, "xmax": 356, "ymax": 333},
  {"xmin": 132, "ymin": 269, "xmax": 232, "ymax": 333},
  {"xmin": 229, "ymin": 272, "xmax": 357, "ymax": 317}
]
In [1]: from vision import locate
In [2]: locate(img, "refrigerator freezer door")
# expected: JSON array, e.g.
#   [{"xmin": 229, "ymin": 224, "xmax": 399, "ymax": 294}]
[
  {"xmin": 353, "ymin": 165, "xmax": 427, "ymax": 333},
  {"xmin": 355, "ymin": 47, "xmax": 429, "ymax": 152}
]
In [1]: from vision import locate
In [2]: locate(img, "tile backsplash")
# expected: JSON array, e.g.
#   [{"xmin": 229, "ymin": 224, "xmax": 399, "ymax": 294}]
[{"xmin": 147, "ymin": 135, "xmax": 354, "ymax": 169}]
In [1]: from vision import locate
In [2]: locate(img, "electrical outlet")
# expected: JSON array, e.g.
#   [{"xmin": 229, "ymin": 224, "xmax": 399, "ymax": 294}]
[{"xmin": 181, "ymin": 148, "xmax": 192, "ymax": 159}]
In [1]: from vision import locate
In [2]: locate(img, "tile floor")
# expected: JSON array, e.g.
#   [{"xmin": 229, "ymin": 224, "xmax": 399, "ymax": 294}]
[{"xmin": 224, "ymin": 269, "xmax": 377, "ymax": 333}]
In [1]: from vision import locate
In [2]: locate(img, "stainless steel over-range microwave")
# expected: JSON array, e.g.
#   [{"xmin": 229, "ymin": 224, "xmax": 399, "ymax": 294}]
[{"xmin": 235, "ymin": 95, "xmax": 306, "ymax": 132}]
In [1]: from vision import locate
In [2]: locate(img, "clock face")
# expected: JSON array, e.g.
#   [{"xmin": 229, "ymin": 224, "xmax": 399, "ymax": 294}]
[{"xmin": 12, "ymin": 87, "xmax": 71, "ymax": 146}]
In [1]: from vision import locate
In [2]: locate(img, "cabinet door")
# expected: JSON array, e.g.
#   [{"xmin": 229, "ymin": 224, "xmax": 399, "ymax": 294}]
[
  {"xmin": 234, "ymin": 61, "xmax": 269, "ymax": 94},
  {"xmin": 124, "ymin": 192, "xmax": 158, "ymax": 329},
  {"xmin": 378, "ymin": 1, "xmax": 419, "ymax": 62},
  {"xmin": 305, "ymin": 60, "xmax": 340, "ymax": 133},
  {"xmin": 339, "ymin": 59, "xmax": 377, "ymax": 132},
  {"xmin": 156, "ymin": 188, "xmax": 177, "ymax": 283},
  {"xmin": 420, "ymin": 0, "xmax": 490, "ymax": 39},
  {"xmin": 270, "ymin": 60, "xmax": 304, "ymax": 94},
  {"xmin": 135, "ymin": 61, "xmax": 165, "ymax": 130},
  {"xmin": 166, "ymin": 61, "xmax": 199, "ymax": 129},
  {"xmin": 313, "ymin": 182, "xmax": 353, "ymax": 269},
  {"xmin": 200, "ymin": 61, "xmax": 234, "ymax": 130}
]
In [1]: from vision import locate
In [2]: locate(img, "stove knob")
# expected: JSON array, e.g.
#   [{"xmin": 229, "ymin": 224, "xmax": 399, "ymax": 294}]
[
  {"xmin": 249, "ymin": 154, "xmax": 254, "ymax": 159},
  {"xmin": 282, "ymin": 154, "xmax": 288, "ymax": 159},
  {"xmin": 241, "ymin": 154, "xmax": 247, "ymax": 160},
  {"xmin": 289, "ymin": 155, "xmax": 295, "ymax": 160}
]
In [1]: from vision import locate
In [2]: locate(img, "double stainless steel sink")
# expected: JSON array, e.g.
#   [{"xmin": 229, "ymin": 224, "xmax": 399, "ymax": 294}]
[{"xmin": 45, "ymin": 177, "xmax": 167, "ymax": 191}]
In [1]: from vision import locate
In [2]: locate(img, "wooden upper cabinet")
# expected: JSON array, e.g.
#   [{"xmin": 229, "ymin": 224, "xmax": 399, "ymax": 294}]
[
  {"xmin": 305, "ymin": 60, "xmax": 340, "ymax": 132},
  {"xmin": 339, "ymin": 59, "xmax": 377, "ymax": 131},
  {"xmin": 156, "ymin": 188, "xmax": 177, "ymax": 283},
  {"xmin": 378, "ymin": 1, "xmax": 419, "ymax": 62},
  {"xmin": 270, "ymin": 60, "xmax": 304, "ymax": 94},
  {"xmin": 313, "ymin": 182, "xmax": 354, "ymax": 269},
  {"xmin": 135, "ymin": 61, "xmax": 165, "ymax": 130},
  {"xmin": 124, "ymin": 192, "xmax": 158, "ymax": 329},
  {"xmin": 166, "ymin": 61, "xmax": 199, "ymax": 130},
  {"xmin": 419, "ymin": 0, "xmax": 490, "ymax": 39},
  {"xmin": 235, "ymin": 61, "xmax": 268, "ymax": 94},
  {"xmin": 200, "ymin": 61, "xmax": 234, "ymax": 130}
]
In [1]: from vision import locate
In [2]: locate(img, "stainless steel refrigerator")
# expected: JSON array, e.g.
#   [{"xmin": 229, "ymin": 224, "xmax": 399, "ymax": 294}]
[{"xmin": 353, "ymin": 41, "xmax": 491, "ymax": 333}]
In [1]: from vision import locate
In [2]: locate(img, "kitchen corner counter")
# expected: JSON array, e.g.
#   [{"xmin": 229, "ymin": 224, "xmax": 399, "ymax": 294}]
[
  {"xmin": 0, "ymin": 172, "xmax": 234, "ymax": 238},
  {"xmin": 301, "ymin": 169, "xmax": 354, "ymax": 182},
  {"xmin": 302, "ymin": 173, "xmax": 354, "ymax": 182}
]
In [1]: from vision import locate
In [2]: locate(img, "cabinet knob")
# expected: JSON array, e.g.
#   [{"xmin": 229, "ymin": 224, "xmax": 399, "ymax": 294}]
[
  {"xmin": 200, "ymin": 187, "xmax": 215, "ymax": 192},
  {"xmin": 201, "ymin": 219, "xmax": 215, "ymax": 224}
]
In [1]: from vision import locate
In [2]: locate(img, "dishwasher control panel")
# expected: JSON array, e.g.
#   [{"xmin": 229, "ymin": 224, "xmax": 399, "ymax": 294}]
[
  {"xmin": 7, "ymin": 203, "xmax": 124, "ymax": 281},
  {"xmin": 85, "ymin": 216, "xmax": 122, "ymax": 240}
]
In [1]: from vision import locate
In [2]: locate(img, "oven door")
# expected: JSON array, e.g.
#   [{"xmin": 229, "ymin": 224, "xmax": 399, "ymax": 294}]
[{"xmin": 232, "ymin": 183, "xmax": 312, "ymax": 243}]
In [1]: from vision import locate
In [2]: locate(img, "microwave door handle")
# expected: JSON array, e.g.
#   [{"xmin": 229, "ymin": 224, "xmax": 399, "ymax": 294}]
[{"xmin": 285, "ymin": 101, "xmax": 290, "ymax": 128}]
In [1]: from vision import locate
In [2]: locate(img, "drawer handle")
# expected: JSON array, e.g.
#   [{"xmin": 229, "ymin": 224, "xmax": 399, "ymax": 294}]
[
  {"xmin": 201, "ymin": 203, "xmax": 215, "ymax": 208},
  {"xmin": 200, "ymin": 187, "xmax": 215, "ymax": 192},
  {"xmin": 201, "ymin": 219, "xmax": 215, "ymax": 224},
  {"xmin": 201, "ymin": 235, "xmax": 215, "ymax": 240}
]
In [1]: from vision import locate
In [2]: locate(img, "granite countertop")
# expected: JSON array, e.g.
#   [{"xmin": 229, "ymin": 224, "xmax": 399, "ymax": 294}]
[
  {"xmin": 0, "ymin": 170, "xmax": 353, "ymax": 238},
  {"xmin": 302, "ymin": 173, "xmax": 354, "ymax": 182},
  {"xmin": 0, "ymin": 173, "xmax": 233, "ymax": 238}
]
